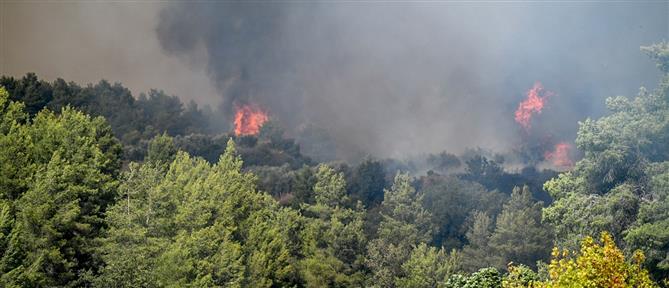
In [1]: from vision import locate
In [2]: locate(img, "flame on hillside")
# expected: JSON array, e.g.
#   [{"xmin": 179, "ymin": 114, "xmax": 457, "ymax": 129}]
[
  {"xmin": 515, "ymin": 82, "xmax": 553, "ymax": 131},
  {"xmin": 544, "ymin": 142, "xmax": 573, "ymax": 169},
  {"xmin": 234, "ymin": 104, "xmax": 269, "ymax": 136}
]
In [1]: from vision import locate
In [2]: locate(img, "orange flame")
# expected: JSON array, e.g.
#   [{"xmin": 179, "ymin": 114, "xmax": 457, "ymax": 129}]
[
  {"xmin": 234, "ymin": 104, "xmax": 269, "ymax": 136},
  {"xmin": 544, "ymin": 142, "xmax": 573, "ymax": 169},
  {"xmin": 515, "ymin": 82, "xmax": 553, "ymax": 131}
]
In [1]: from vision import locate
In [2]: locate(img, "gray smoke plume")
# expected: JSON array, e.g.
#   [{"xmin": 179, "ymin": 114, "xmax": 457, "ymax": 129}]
[
  {"xmin": 139, "ymin": 2, "xmax": 669, "ymax": 160},
  {"xmin": 3, "ymin": 2, "xmax": 667, "ymax": 161}
]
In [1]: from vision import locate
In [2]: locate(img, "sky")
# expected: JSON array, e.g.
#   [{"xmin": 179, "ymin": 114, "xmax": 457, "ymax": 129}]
[{"xmin": 1, "ymin": 2, "xmax": 218, "ymax": 105}]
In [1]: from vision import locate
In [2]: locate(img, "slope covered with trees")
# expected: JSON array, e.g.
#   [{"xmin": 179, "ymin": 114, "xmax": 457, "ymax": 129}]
[{"xmin": 1, "ymin": 41, "xmax": 668, "ymax": 287}]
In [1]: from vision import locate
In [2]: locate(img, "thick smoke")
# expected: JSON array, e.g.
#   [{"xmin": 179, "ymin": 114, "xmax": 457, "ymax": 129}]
[
  {"xmin": 8, "ymin": 2, "xmax": 664, "ymax": 162},
  {"xmin": 156, "ymin": 2, "xmax": 667, "ymax": 161}
]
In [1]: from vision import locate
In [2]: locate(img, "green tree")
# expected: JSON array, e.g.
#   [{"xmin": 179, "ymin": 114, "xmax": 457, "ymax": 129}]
[
  {"xmin": 489, "ymin": 186, "xmax": 552, "ymax": 270},
  {"xmin": 145, "ymin": 133, "xmax": 177, "ymax": 166},
  {"xmin": 421, "ymin": 174, "xmax": 505, "ymax": 249},
  {"xmin": 94, "ymin": 163, "xmax": 165, "ymax": 287},
  {"xmin": 461, "ymin": 211, "xmax": 497, "ymax": 271},
  {"xmin": 502, "ymin": 264, "xmax": 540, "ymax": 288},
  {"xmin": 299, "ymin": 165, "xmax": 367, "ymax": 287},
  {"xmin": 366, "ymin": 173, "xmax": 432, "ymax": 287},
  {"xmin": 444, "ymin": 267, "xmax": 503, "ymax": 288},
  {"xmin": 624, "ymin": 161, "xmax": 669, "ymax": 279},
  {"xmin": 543, "ymin": 42, "xmax": 669, "ymax": 279},
  {"xmin": 97, "ymin": 140, "xmax": 303, "ymax": 287},
  {"xmin": 539, "ymin": 232, "xmax": 657, "ymax": 288},
  {"xmin": 395, "ymin": 243, "xmax": 462, "ymax": 288},
  {"xmin": 313, "ymin": 164, "xmax": 349, "ymax": 208},
  {"xmin": 0, "ymin": 87, "xmax": 29, "ymax": 201},
  {"xmin": 459, "ymin": 187, "xmax": 553, "ymax": 273},
  {"xmin": 0, "ymin": 93, "xmax": 122, "ymax": 286},
  {"xmin": 0, "ymin": 73, "xmax": 52, "ymax": 116},
  {"xmin": 349, "ymin": 158, "xmax": 386, "ymax": 207}
]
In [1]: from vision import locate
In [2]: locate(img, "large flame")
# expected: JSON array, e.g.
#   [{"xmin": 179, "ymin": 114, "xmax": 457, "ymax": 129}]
[
  {"xmin": 544, "ymin": 142, "xmax": 573, "ymax": 169},
  {"xmin": 515, "ymin": 82, "xmax": 553, "ymax": 131},
  {"xmin": 234, "ymin": 104, "xmax": 269, "ymax": 136}
]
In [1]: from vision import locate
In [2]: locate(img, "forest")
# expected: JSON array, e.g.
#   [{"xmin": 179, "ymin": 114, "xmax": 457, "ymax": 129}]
[{"xmin": 0, "ymin": 40, "xmax": 668, "ymax": 287}]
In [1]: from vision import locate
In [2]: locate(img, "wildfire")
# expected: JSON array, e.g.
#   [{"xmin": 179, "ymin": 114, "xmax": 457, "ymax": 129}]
[
  {"xmin": 234, "ymin": 104, "xmax": 269, "ymax": 136},
  {"xmin": 544, "ymin": 142, "xmax": 573, "ymax": 169},
  {"xmin": 515, "ymin": 82, "xmax": 553, "ymax": 131}
]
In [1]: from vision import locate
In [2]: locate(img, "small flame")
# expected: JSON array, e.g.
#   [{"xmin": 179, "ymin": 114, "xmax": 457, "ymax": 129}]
[
  {"xmin": 544, "ymin": 142, "xmax": 573, "ymax": 169},
  {"xmin": 515, "ymin": 82, "xmax": 553, "ymax": 131},
  {"xmin": 234, "ymin": 104, "xmax": 269, "ymax": 136}
]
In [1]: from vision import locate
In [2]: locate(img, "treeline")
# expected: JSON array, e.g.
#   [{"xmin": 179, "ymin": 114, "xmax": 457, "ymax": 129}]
[
  {"xmin": 0, "ymin": 74, "xmax": 314, "ymax": 168},
  {"xmin": 0, "ymin": 42, "xmax": 668, "ymax": 287},
  {"xmin": 0, "ymin": 72, "xmax": 556, "ymax": 203},
  {"xmin": 0, "ymin": 74, "xmax": 216, "ymax": 160}
]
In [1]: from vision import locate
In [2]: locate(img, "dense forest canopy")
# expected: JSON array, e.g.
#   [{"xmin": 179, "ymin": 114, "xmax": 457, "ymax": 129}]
[
  {"xmin": 2, "ymin": 1, "xmax": 669, "ymax": 287},
  {"xmin": 0, "ymin": 42, "xmax": 668, "ymax": 287}
]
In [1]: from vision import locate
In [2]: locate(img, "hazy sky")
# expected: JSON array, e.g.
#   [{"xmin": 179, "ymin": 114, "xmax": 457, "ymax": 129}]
[
  {"xmin": 2, "ymin": 1, "xmax": 668, "ymax": 160},
  {"xmin": 1, "ymin": 2, "xmax": 218, "ymax": 105}
]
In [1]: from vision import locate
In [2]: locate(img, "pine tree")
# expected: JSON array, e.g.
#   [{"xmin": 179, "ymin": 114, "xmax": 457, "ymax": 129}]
[
  {"xmin": 489, "ymin": 186, "xmax": 552, "ymax": 269},
  {"xmin": 299, "ymin": 164, "xmax": 367, "ymax": 287},
  {"xmin": 0, "ymin": 91, "xmax": 122, "ymax": 286},
  {"xmin": 366, "ymin": 173, "xmax": 432, "ymax": 287}
]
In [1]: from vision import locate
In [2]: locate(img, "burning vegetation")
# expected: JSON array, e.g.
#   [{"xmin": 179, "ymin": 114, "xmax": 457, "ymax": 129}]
[
  {"xmin": 514, "ymin": 82, "xmax": 552, "ymax": 131},
  {"xmin": 513, "ymin": 82, "xmax": 573, "ymax": 169},
  {"xmin": 3, "ymin": 2, "xmax": 668, "ymax": 286},
  {"xmin": 544, "ymin": 142, "xmax": 573, "ymax": 169},
  {"xmin": 234, "ymin": 103, "xmax": 269, "ymax": 136}
]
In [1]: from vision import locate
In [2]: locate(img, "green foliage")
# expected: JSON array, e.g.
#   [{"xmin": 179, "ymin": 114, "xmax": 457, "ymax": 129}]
[
  {"xmin": 366, "ymin": 173, "xmax": 433, "ymax": 287},
  {"xmin": 377, "ymin": 173, "xmax": 433, "ymax": 244},
  {"xmin": 421, "ymin": 174, "xmax": 505, "ymax": 249},
  {"xmin": 461, "ymin": 211, "xmax": 497, "ymax": 271},
  {"xmin": 395, "ymin": 243, "xmax": 462, "ymax": 288},
  {"xmin": 489, "ymin": 186, "xmax": 552, "ymax": 269},
  {"xmin": 625, "ymin": 161, "xmax": 669, "ymax": 278},
  {"xmin": 349, "ymin": 158, "xmax": 386, "ymax": 207},
  {"xmin": 300, "ymin": 164, "xmax": 367, "ymax": 287},
  {"xmin": 97, "ymin": 140, "xmax": 304, "ymax": 287},
  {"xmin": 458, "ymin": 234, "xmax": 658, "ymax": 287},
  {"xmin": 503, "ymin": 264, "xmax": 540, "ymax": 288},
  {"xmin": 146, "ymin": 133, "xmax": 177, "ymax": 166},
  {"xmin": 444, "ymin": 267, "xmax": 503, "ymax": 288},
  {"xmin": 462, "ymin": 187, "xmax": 552, "ymax": 272},
  {"xmin": 314, "ymin": 164, "xmax": 348, "ymax": 207},
  {"xmin": 540, "ymin": 232, "xmax": 657, "ymax": 288},
  {"xmin": 0, "ymin": 75, "xmax": 216, "ymax": 161},
  {"xmin": 0, "ymin": 87, "xmax": 29, "ymax": 201},
  {"xmin": 3, "ymin": 41, "xmax": 669, "ymax": 286},
  {"xmin": 543, "ymin": 42, "xmax": 669, "ymax": 280},
  {"xmin": 1, "ymin": 73, "xmax": 52, "ymax": 116},
  {"xmin": 0, "ymin": 89, "xmax": 122, "ymax": 287},
  {"xmin": 464, "ymin": 155, "xmax": 505, "ymax": 190},
  {"xmin": 458, "ymin": 153, "xmax": 556, "ymax": 202}
]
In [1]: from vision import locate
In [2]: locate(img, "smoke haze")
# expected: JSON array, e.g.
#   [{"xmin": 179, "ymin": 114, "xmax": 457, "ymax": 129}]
[
  {"xmin": 0, "ymin": 2, "xmax": 218, "ymax": 105},
  {"xmin": 3, "ymin": 2, "xmax": 668, "ymax": 160}
]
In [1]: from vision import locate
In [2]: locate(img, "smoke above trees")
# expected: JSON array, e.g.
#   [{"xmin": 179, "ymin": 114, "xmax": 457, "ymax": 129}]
[
  {"xmin": 155, "ymin": 2, "xmax": 667, "ymax": 160},
  {"xmin": 3, "ymin": 2, "xmax": 667, "ymax": 161}
]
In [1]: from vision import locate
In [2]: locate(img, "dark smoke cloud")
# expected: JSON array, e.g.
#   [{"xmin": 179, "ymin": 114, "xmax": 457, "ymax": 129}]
[
  {"xmin": 156, "ymin": 2, "xmax": 667, "ymax": 161},
  {"xmin": 8, "ymin": 2, "xmax": 666, "ymax": 161}
]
